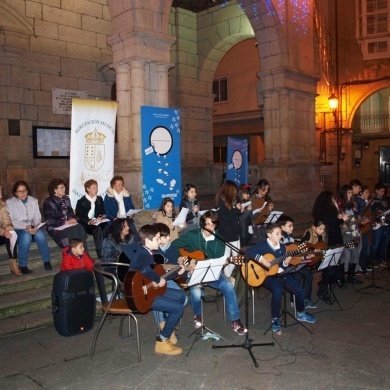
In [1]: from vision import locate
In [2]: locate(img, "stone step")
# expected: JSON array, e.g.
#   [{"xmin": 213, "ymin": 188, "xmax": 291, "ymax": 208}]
[
  {"xmin": 0, "ymin": 285, "xmax": 53, "ymax": 320},
  {"xmin": 0, "ymin": 308, "xmax": 53, "ymax": 337},
  {"xmin": 0, "ymin": 233, "xmax": 99, "ymax": 336}
]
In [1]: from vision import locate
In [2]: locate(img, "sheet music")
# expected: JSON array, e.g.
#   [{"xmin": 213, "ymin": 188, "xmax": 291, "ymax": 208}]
[
  {"xmin": 263, "ymin": 211, "xmax": 283, "ymax": 224},
  {"xmin": 187, "ymin": 256, "xmax": 226, "ymax": 286},
  {"xmin": 36, "ymin": 222, "xmax": 47, "ymax": 229},
  {"xmin": 252, "ymin": 202, "xmax": 267, "ymax": 215},
  {"xmin": 318, "ymin": 247, "xmax": 344, "ymax": 270},
  {"xmin": 198, "ymin": 208, "xmax": 218, "ymax": 216},
  {"xmin": 173, "ymin": 207, "xmax": 189, "ymax": 227},
  {"xmin": 125, "ymin": 209, "xmax": 143, "ymax": 216},
  {"xmin": 91, "ymin": 218, "xmax": 110, "ymax": 226},
  {"xmin": 54, "ymin": 223, "xmax": 79, "ymax": 231},
  {"xmin": 10, "ymin": 231, "xmax": 17, "ymax": 254}
]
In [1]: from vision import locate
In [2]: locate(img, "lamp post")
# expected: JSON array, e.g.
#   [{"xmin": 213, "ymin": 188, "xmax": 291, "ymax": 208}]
[{"xmin": 328, "ymin": 93, "xmax": 340, "ymax": 193}]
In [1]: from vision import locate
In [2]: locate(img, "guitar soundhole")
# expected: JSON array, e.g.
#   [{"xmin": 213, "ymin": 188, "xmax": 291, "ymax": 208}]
[{"xmin": 250, "ymin": 263, "xmax": 259, "ymax": 279}]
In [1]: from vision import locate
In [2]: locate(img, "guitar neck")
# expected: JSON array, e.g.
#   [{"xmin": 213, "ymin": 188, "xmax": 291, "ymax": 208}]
[{"xmin": 269, "ymin": 249, "xmax": 302, "ymax": 268}]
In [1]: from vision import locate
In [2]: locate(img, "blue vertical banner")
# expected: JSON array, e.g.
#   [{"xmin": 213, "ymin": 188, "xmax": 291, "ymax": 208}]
[
  {"xmin": 226, "ymin": 136, "xmax": 248, "ymax": 186},
  {"xmin": 141, "ymin": 106, "xmax": 181, "ymax": 209}
]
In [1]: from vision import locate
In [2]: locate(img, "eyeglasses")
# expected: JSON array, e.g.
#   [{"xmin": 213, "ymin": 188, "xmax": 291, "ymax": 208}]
[
  {"xmin": 16, "ymin": 189, "xmax": 27, "ymax": 193},
  {"xmin": 57, "ymin": 185, "xmax": 66, "ymax": 190}
]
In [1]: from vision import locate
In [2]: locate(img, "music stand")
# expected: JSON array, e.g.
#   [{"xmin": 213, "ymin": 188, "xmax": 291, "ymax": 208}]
[
  {"xmin": 263, "ymin": 262, "xmax": 313, "ymax": 335},
  {"xmin": 263, "ymin": 211, "xmax": 283, "ymax": 224},
  {"xmin": 211, "ymin": 255, "xmax": 274, "ymax": 368},
  {"xmin": 318, "ymin": 247, "xmax": 344, "ymax": 310},
  {"xmin": 186, "ymin": 258, "xmax": 231, "ymax": 356},
  {"xmin": 254, "ymin": 211, "xmax": 283, "ymax": 242}
]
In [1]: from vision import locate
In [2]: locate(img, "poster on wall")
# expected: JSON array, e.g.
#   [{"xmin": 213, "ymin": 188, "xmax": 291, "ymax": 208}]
[
  {"xmin": 69, "ymin": 98, "xmax": 118, "ymax": 208},
  {"xmin": 141, "ymin": 106, "xmax": 181, "ymax": 210},
  {"xmin": 226, "ymin": 136, "xmax": 248, "ymax": 186}
]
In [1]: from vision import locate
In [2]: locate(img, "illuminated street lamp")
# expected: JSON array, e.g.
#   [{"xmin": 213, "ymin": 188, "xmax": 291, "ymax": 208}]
[
  {"xmin": 328, "ymin": 93, "xmax": 339, "ymax": 112},
  {"xmin": 328, "ymin": 93, "xmax": 340, "ymax": 192}
]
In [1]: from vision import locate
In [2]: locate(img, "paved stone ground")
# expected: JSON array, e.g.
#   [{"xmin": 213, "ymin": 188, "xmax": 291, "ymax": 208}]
[{"xmin": 1, "ymin": 270, "xmax": 390, "ymax": 390}]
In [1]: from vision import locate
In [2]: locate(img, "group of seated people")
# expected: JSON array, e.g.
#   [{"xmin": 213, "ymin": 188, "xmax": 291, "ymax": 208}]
[
  {"xmin": 0, "ymin": 174, "xmax": 136, "ymax": 275},
  {"xmin": 2, "ymin": 175, "xmax": 387, "ymax": 358}
]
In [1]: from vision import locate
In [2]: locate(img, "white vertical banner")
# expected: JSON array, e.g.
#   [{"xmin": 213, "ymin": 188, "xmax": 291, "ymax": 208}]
[{"xmin": 69, "ymin": 98, "xmax": 118, "ymax": 208}]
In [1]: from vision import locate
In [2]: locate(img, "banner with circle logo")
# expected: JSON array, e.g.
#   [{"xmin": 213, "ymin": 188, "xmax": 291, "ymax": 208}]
[
  {"xmin": 226, "ymin": 136, "xmax": 248, "ymax": 186},
  {"xmin": 141, "ymin": 106, "xmax": 181, "ymax": 210},
  {"xmin": 69, "ymin": 98, "xmax": 118, "ymax": 208}
]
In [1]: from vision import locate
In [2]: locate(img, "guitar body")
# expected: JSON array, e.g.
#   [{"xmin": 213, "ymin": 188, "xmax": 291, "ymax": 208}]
[
  {"xmin": 286, "ymin": 244, "xmax": 303, "ymax": 266},
  {"xmin": 241, "ymin": 253, "xmax": 279, "ymax": 287},
  {"xmin": 306, "ymin": 242, "xmax": 326, "ymax": 268},
  {"xmin": 124, "ymin": 264, "xmax": 167, "ymax": 313},
  {"xmin": 179, "ymin": 249, "xmax": 206, "ymax": 260}
]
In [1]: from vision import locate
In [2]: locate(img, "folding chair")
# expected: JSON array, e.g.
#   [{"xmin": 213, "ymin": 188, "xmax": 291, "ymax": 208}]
[{"xmin": 90, "ymin": 262, "xmax": 141, "ymax": 363}]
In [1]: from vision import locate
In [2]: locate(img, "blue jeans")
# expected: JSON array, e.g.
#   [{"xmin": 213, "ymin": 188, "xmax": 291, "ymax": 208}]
[
  {"xmin": 263, "ymin": 274, "xmax": 305, "ymax": 318},
  {"xmin": 154, "ymin": 280, "xmax": 188, "ymax": 323},
  {"xmin": 359, "ymin": 233, "xmax": 371, "ymax": 269},
  {"xmin": 371, "ymin": 225, "xmax": 389, "ymax": 261},
  {"xmin": 15, "ymin": 229, "xmax": 50, "ymax": 267},
  {"xmin": 189, "ymin": 274, "xmax": 240, "ymax": 322},
  {"xmin": 151, "ymin": 287, "xmax": 186, "ymax": 339},
  {"xmin": 291, "ymin": 266, "xmax": 314, "ymax": 302}
]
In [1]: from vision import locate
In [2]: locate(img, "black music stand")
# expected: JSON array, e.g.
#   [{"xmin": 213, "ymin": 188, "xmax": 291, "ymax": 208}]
[
  {"xmin": 186, "ymin": 258, "xmax": 230, "ymax": 356},
  {"xmin": 211, "ymin": 254, "xmax": 274, "ymax": 368},
  {"xmin": 357, "ymin": 259, "xmax": 390, "ymax": 294},
  {"xmin": 263, "ymin": 262, "xmax": 313, "ymax": 335},
  {"xmin": 253, "ymin": 211, "xmax": 283, "ymax": 242},
  {"xmin": 318, "ymin": 247, "xmax": 344, "ymax": 310}
]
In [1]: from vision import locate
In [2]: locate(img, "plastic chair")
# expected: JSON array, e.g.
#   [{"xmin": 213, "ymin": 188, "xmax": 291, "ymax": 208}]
[{"xmin": 90, "ymin": 262, "xmax": 141, "ymax": 363}]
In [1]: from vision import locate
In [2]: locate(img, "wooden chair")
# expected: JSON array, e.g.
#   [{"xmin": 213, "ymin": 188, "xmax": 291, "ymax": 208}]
[{"xmin": 90, "ymin": 262, "xmax": 141, "ymax": 363}]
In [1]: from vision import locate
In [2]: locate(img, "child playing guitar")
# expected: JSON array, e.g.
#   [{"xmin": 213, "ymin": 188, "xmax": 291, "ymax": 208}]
[
  {"xmin": 245, "ymin": 223, "xmax": 317, "ymax": 334},
  {"xmin": 129, "ymin": 224, "xmax": 187, "ymax": 356}
]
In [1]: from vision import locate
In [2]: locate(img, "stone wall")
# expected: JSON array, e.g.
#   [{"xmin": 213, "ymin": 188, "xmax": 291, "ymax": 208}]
[{"xmin": 0, "ymin": 0, "xmax": 113, "ymax": 202}]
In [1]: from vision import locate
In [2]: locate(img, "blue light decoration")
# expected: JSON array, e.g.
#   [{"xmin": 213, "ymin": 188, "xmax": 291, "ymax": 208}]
[{"xmin": 229, "ymin": 0, "xmax": 310, "ymax": 34}]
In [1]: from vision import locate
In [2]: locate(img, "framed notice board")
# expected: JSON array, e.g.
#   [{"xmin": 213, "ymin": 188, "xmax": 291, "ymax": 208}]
[{"xmin": 33, "ymin": 126, "xmax": 71, "ymax": 159}]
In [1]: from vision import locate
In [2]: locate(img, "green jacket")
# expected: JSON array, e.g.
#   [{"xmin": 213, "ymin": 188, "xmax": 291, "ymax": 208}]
[{"xmin": 172, "ymin": 228, "xmax": 225, "ymax": 259}]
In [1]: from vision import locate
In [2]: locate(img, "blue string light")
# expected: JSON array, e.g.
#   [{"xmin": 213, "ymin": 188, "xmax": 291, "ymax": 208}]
[{"xmin": 223, "ymin": 0, "xmax": 310, "ymax": 33}]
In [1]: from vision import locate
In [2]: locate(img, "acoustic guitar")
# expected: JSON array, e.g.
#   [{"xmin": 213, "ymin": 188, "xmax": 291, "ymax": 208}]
[
  {"xmin": 178, "ymin": 249, "xmax": 245, "ymax": 265},
  {"xmin": 241, "ymin": 243, "xmax": 308, "ymax": 287},
  {"xmin": 124, "ymin": 259, "xmax": 189, "ymax": 313},
  {"xmin": 304, "ymin": 240, "xmax": 359, "ymax": 269}
]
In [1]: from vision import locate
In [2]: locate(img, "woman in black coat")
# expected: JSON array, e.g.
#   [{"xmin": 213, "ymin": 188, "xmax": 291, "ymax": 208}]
[
  {"xmin": 76, "ymin": 179, "xmax": 110, "ymax": 258},
  {"xmin": 43, "ymin": 178, "xmax": 88, "ymax": 249}
]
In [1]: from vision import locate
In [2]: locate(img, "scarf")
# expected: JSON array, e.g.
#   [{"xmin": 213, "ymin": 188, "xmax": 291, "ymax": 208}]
[
  {"xmin": 86, "ymin": 194, "xmax": 97, "ymax": 219},
  {"xmin": 114, "ymin": 191, "xmax": 126, "ymax": 218}
]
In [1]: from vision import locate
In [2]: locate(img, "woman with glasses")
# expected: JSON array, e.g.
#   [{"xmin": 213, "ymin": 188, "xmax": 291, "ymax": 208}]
[
  {"xmin": 6, "ymin": 181, "xmax": 52, "ymax": 274},
  {"xmin": 43, "ymin": 178, "xmax": 88, "ymax": 249}
]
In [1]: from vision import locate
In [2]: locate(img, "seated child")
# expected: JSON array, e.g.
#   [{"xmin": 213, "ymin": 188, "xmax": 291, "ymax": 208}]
[
  {"xmin": 245, "ymin": 223, "xmax": 317, "ymax": 335},
  {"xmin": 130, "ymin": 224, "xmax": 187, "ymax": 356},
  {"xmin": 60, "ymin": 238, "xmax": 108, "ymax": 304},
  {"xmin": 278, "ymin": 215, "xmax": 317, "ymax": 309},
  {"xmin": 60, "ymin": 238, "xmax": 94, "ymax": 272}
]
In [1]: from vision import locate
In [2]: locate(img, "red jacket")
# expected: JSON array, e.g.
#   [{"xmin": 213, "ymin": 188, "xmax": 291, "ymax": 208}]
[{"xmin": 60, "ymin": 247, "xmax": 94, "ymax": 272}]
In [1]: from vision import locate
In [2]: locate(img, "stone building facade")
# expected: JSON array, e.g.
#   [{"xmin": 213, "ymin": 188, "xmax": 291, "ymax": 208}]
[{"xmin": 2, "ymin": 0, "xmax": 387, "ymax": 212}]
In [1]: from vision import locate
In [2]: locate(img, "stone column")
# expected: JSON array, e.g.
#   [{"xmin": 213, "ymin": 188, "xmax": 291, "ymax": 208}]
[
  {"xmin": 113, "ymin": 63, "xmax": 131, "ymax": 163},
  {"xmin": 129, "ymin": 59, "xmax": 146, "ymax": 166},
  {"xmin": 155, "ymin": 63, "xmax": 174, "ymax": 107}
]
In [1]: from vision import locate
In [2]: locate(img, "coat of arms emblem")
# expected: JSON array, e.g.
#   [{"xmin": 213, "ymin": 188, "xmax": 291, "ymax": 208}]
[{"xmin": 84, "ymin": 129, "xmax": 106, "ymax": 171}]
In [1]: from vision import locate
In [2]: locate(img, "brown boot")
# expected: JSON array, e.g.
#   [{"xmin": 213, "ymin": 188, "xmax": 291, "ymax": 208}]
[
  {"xmin": 155, "ymin": 337, "xmax": 182, "ymax": 355},
  {"xmin": 9, "ymin": 259, "xmax": 22, "ymax": 276},
  {"xmin": 159, "ymin": 321, "xmax": 177, "ymax": 345}
]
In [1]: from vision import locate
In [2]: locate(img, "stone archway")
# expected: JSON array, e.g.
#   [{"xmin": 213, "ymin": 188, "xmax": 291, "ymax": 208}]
[{"xmin": 194, "ymin": 0, "xmax": 321, "ymax": 203}]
